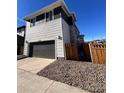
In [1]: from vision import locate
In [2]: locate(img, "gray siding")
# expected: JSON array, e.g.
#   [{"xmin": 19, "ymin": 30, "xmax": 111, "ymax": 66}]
[
  {"xmin": 62, "ymin": 19, "xmax": 70, "ymax": 43},
  {"xmin": 70, "ymin": 25, "xmax": 80, "ymax": 45},
  {"xmin": 61, "ymin": 19, "xmax": 71, "ymax": 59},
  {"xmin": 24, "ymin": 18, "xmax": 65, "ymax": 58}
]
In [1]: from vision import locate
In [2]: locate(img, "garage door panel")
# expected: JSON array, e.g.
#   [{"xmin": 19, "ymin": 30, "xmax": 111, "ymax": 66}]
[{"xmin": 30, "ymin": 41, "xmax": 55, "ymax": 59}]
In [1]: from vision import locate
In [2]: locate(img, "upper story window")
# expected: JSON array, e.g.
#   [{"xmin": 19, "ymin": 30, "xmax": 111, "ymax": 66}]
[
  {"xmin": 29, "ymin": 7, "xmax": 64, "ymax": 27},
  {"xmin": 54, "ymin": 7, "xmax": 61, "ymax": 19},
  {"xmin": 46, "ymin": 12, "xmax": 50, "ymax": 22},
  {"xmin": 46, "ymin": 11, "xmax": 52, "ymax": 22},
  {"xmin": 30, "ymin": 18, "xmax": 35, "ymax": 27},
  {"xmin": 36, "ymin": 13, "xmax": 45, "ymax": 22},
  {"xmin": 49, "ymin": 11, "xmax": 52, "ymax": 21}
]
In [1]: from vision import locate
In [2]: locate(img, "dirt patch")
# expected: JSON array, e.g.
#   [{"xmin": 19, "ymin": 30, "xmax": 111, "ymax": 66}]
[{"xmin": 37, "ymin": 60, "xmax": 106, "ymax": 93}]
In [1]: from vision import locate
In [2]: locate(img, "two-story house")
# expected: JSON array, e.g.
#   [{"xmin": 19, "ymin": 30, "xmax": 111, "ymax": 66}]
[{"xmin": 23, "ymin": 0, "xmax": 80, "ymax": 59}]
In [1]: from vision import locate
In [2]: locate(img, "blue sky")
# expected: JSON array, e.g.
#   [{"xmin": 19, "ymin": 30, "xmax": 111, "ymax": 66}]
[{"xmin": 17, "ymin": 0, "xmax": 106, "ymax": 41}]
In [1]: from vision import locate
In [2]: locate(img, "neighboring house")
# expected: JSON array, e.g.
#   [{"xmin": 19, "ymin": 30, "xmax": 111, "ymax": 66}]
[
  {"xmin": 87, "ymin": 39, "xmax": 106, "ymax": 44},
  {"xmin": 23, "ymin": 0, "xmax": 80, "ymax": 59},
  {"xmin": 78, "ymin": 35, "xmax": 85, "ymax": 44},
  {"xmin": 17, "ymin": 26, "xmax": 26, "ymax": 55}
]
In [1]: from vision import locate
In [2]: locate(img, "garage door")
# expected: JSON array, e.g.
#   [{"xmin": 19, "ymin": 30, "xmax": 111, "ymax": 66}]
[{"xmin": 29, "ymin": 40, "xmax": 55, "ymax": 59}]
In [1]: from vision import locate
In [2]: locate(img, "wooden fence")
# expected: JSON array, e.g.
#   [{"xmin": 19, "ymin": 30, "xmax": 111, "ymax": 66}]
[
  {"xmin": 65, "ymin": 44, "xmax": 79, "ymax": 60},
  {"xmin": 89, "ymin": 43, "xmax": 106, "ymax": 64},
  {"xmin": 65, "ymin": 43, "xmax": 106, "ymax": 64},
  {"xmin": 81, "ymin": 43, "xmax": 91, "ymax": 61}
]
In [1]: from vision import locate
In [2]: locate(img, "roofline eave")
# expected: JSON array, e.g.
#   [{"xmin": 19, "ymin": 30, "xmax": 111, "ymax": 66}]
[{"xmin": 23, "ymin": 0, "xmax": 72, "ymax": 21}]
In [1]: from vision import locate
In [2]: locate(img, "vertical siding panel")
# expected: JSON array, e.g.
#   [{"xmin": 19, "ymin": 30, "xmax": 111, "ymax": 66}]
[{"xmin": 62, "ymin": 19, "xmax": 71, "ymax": 59}]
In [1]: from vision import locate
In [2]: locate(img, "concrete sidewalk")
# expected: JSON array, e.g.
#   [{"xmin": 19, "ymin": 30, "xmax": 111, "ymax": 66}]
[{"xmin": 18, "ymin": 69, "xmax": 90, "ymax": 93}]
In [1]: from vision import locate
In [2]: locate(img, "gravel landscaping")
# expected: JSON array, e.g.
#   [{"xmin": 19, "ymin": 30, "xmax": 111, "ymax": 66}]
[{"xmin": 37, "ymin": 60, "xmax": 106, "ymax": 93}]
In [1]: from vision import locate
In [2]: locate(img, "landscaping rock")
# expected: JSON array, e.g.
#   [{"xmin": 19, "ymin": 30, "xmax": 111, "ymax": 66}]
[{"xmin": 37, "ymin": 60, "xmax": 106, "ymax": 93}]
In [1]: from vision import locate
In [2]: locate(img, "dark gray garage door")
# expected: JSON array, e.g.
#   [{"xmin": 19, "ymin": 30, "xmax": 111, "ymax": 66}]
[{"xmin": 29, "ymin": 41, "xmax": 55, "ymax": 59}]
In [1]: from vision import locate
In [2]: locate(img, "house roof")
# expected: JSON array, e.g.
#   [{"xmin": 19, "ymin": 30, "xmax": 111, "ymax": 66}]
[
  {"xmin": 17, "ymin": 26, "xmax": 26, "ymax": 34},
  {"xmin": 24, "ymin": 0, "xmax": 76, "ymax": 21}
]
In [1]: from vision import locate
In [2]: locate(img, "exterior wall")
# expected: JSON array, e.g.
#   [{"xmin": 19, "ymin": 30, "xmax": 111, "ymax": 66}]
[
  {"xmin": 70, "ymin": 25, "xmax": 80, "ymax": 46},
  {"xmin": 24, "ymin": 18, "xmax": 65, "ymax": 58},
  {"xmin": 61, "ymin": 19, "xmax": 71, "ymax": 59},
  {"xmin": 62, "ymin": 19, "xmax": 70, "ymax": 43}
]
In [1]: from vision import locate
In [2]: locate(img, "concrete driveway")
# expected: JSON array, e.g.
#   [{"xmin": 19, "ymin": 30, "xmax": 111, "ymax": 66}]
[{"xmin": 17, "ymin": 57, "xmax": 55, "ymax": 73}]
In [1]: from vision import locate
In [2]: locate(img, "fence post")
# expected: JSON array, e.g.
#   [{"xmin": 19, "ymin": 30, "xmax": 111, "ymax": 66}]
[{"xmin": 89, "ymin": 43, "xmax": 93, "ymax": 63}]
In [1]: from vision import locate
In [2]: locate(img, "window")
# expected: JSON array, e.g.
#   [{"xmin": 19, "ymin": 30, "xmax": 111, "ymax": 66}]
[
  {"xmin": 50, "ymin": 11, "xmax": 52, "ymax": 21},
  {"xmin": 54, "ymin": 7, "xmax": 61, "ymax": 19},
  {"xmin": 36, "ymin": 14, "xmax": 45, "ymax": 22},
  {"xmin": 46, "ymin": 12, "xmax": 50, "ymax": 22},
  {"xmin": 30, "ymin": 18, "xmax": 35, "ymax": 27},
  {"xmin": 61, "ymin": 9, "xmax": 69, "ymax": 23},
  {"xmin": 68, "ymin": 16, "xmax": 73, "ymax": 25},
  {"xmin": 46, "ymin": 11, "xmax": 53, "ymax": 22},
  {"xmin": 27, "ymin": 20, "xmax": 30, "ymax": 22}
]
